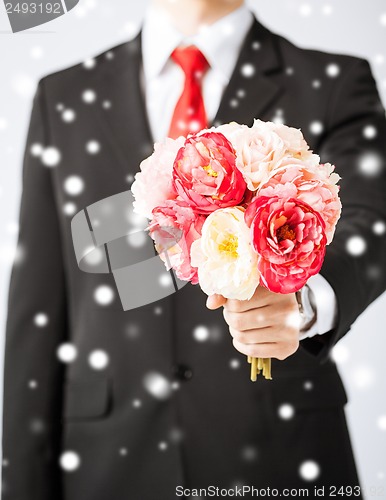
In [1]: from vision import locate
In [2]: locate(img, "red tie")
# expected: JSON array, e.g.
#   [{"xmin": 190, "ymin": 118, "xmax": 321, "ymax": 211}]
[{"xmin": 168, "ymin": 46, "xmax": 210, "ymax": 139}]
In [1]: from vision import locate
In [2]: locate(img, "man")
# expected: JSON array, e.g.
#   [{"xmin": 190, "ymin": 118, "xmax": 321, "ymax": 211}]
[{"xmin": 2, "ymin": 0, "xmax": 386, "ymax": 499}]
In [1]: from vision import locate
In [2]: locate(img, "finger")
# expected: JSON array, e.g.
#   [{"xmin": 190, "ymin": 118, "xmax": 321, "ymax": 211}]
[
  {"xmin": 228, "ymin": 326, "xmax": 281, "ymax": 344},
  {"xmin": 206, "ymin": 294, "xmax": 227, "ymax": 310},
  {"xmin": 232, "ymin": 338, "xmax": 286, "ymax": 360},
  {"xmin": 223, "ymin": 308, "xmax": 272, "ymax": 332},
  {"xmin": 232, "ymin": 338, "xmax": 299, "ymax": 360},
  {"xmin": 225, "ymin": 290, "xmax": 272, "ymax": 313}
]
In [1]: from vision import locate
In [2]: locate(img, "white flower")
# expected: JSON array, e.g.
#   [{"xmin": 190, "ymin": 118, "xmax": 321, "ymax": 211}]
[
  {"xmin": 190, "ymin": 207, "xmax": 260, "ymax": 300},
  {"xmin": 262, "ymin": 120, "xmax": 320, "ymax": 166},
  {"xmin": 217, "ymin": 121, "xmax": 288, "ymax": 191}
]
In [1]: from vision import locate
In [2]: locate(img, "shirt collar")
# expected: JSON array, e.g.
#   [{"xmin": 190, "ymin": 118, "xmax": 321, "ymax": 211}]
[{"xmin": 142, "ymin": 4, "xmax": 254, "ymax": 84}]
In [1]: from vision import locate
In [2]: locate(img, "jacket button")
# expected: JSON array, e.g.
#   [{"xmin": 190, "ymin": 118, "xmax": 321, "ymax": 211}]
[{"xmin": 174, "ymin": 364, "xmax": 193, "ymax": 381}]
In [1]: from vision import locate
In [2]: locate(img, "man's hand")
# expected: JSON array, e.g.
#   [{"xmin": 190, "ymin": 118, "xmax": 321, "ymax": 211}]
[{"xmin": 206, "ymin": 287, "xmax": 300, "ymax": 360}]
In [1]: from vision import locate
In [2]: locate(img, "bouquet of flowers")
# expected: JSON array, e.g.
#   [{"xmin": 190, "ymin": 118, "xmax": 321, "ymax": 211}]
[{"xmin": 131, "ymin": 120, "xmax": 341, "ymax": 381}]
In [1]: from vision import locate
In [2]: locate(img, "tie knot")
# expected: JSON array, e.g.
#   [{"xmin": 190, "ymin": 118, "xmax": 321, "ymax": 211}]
[{"xmin": 171, "ymin": 46, "xmax": 209, "ymax": 79}]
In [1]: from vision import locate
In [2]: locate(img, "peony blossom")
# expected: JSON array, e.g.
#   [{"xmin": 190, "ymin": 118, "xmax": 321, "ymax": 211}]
[
  {"xmin": 148, "ymin": 200, "xmax": 205, "ymax": 284},
  {"xmin": 261, "ymin": 120, "xmax": 320, "ymax": 166},
  {"xmin": 217, "ymin": 121, "xmax": 287, "ymax": 191},
  {"xmin": 258, "ymin": 162, "xmax": 341, "ymax": 243},
  {"xmin": 172, "ymin": 132, "xmax": 247, "ymax": 213},
  {"xmin": 190, "ymin": 207, "xmax": 260, "ymax": 299},
  {"xmin": 245, "ymin": 188, "xmax": 327, "ymax": 293},
  {"xmin": 132, "ymin": 136, "xmax": 185, "ymax": 219}
]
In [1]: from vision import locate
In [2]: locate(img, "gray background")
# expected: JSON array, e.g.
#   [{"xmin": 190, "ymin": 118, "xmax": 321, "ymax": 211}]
[{"xmin": 0, "ymin": 0, "xmax": 385, "ymax": 495}]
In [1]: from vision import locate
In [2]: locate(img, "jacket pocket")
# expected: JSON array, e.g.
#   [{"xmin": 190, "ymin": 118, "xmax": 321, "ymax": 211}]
[{"xmin": 63, "ymin": 378, "xmax": 112, "ymax": 421}]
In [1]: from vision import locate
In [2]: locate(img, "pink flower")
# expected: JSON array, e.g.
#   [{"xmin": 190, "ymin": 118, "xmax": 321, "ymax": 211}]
[
  {"xmin": 132, "ymin": 136, "xmax": 185, "ymax": 219},
  {"xmin": 245, "ymin": 191, "xmax": 327, "ymax": 293},
  {"xmin": 259, "ymin": 162, "xmax": 341, "ymax": 243},
  {"xmin": 172, "ymin": 132, "xmax": 247, "ymax": 214},
  {"xmin": 148, "ymin": 200, "xmax": 205, "ymax": 284}
]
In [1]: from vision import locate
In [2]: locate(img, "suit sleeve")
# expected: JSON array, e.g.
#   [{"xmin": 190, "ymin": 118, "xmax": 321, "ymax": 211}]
[
  {"xmin": 301, "ymin": 59, "xmax": 386, "ymax": 362},
  {"xmin": 1, "ymin": 79, "xmax": 66, "ymax": 499}
]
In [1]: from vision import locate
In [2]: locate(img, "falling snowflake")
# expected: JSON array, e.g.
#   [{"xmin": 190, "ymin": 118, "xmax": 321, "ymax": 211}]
[
  {"xmin": 373, "ymin": 220, "xmax": 386, "ymax": 235},
  {"xmin": 143, "ymin": 372, "xmax": 172, "ymax": 401},
  {"xmin": 363, "ymin": 125, "xmax": 377, "ymax": 139},
  {"xmin": 132, "ymin": 399, "xmax": 142, "ymax": 408},
  {"xmin": 352, "ymin": 366, "xmax": 375, "ymax": 389},
  {"xmin": 322, "ymin": 5, "xmax": 333, "ymax": 16},
  {"xmin": 84, "ymin": 247, "xmax": 104, "ymax": 266},
  {"xmin": 0, "ymin": 117, "xmax": 8, "ymax": 130},
  {"xmin": 83, "ymin": 58, "xmax": 96, "ymax": 70},
  {"xmin": 331, "ymin": 343, "xmax": 350, "ymax": 363},
  {"xmin": 299, "ymin": 4, "xmax": 312, "ymax": 17},
  {"xmin": 30, "ymin": 418, "xmax": 45, "ymax": 434},
  {"xmin": 193, "ymin": 325, "xmax": 210, "ymax": 342},
  {"xmin": 94, "ymin": 285, "xmax": 115, "ymax": 305},
  {"xmin": 41, "ymin": 146, "xmax": 61, "ymax": 167},
  {"xmin": 30, "ymin": 143, "xmax": 43, "ymax": 157},
  {"xmin": 278, "ymin": 403, "xmax": 295, "ymax": 420},
  {"xmin": 346, "ymin": 235, "xmax": 367, "ymax": 256},
  {"xmin": 326, "ymin": 63, "xmax": 340, "ymax": 78},
  {"xmin": 63, "ymin": 202, "xmax": 77, "ymax": 216},
  {"xmin": 377, "ymin": 415, "xmax": 386, "ymax": 431},
  {"xmin": 127, "ymin": 231, "xmax": 147, "ymax": 248},
  {"xmin": 299, "ymin": 460, "xmax": 320, "ymax": 481},
  {"xmin": 30, "ymin": 46, "xmax": 44, "ymax": 59},
  {"xmin": 221, "ymin": 22, "xmax": 234, "ymax": 37},
  {"xmin": 125, "ymin": 323, "xmax": 140, "ymax": 340},
  {"xmin": 240, "ymin": 63, "xmax": 255, "ymax": 78},
  {"xmin": 159, "ymin": 273, "xmax": 173, "ymax": 287},
  {"xmin": 88, "ymin": 349, "xmax": 110, "ymax": 370},
  {"xmin": 86, "ymin": 140, "xmax": 101, "ymax": 155},
  {"xmin": 11, "ymin": 74, "xmax": 35, "ymax": 98},
  {"xmin": 102, "ymin": 100, "xmax": 112, "ymax": 109},
  {"xmin": 64, "ymin": 176, "xmax": 84, "ymax": 196},
  {"xmin": 358, "ymin": 152, "xmax": 383, "ymax": 176},
  {"xmin": 312, "ymin": 80, "xmax": 321, "ymax": 89},
  {"xmin": 252, "ymin": 41, "xmax": 261, "ymax": 50},
  {"xmin": 82, "ymin": 89, "xmax": 97, "ymax": 104},
  {"xmin": 303, "ymin": 380, "xmax": 313, "ymax": 391},
  {"xmin": 310, "ymin": 121, "xmax": 324, "ymax": 135},
  {"xmin": 158, "ymin": 441, "xmax": 168, "ymax": 451},
  {"xmin": 229, "ymin": 358, "xmax": 240, "ymax": 369},
  {"xmin": 60, "ymin": 451, "xmax": 81, "ymax": 472},
  {"xmin": 241, "ymin": 445, "xmax": 258, "ymax": 462},
  {"xmin": 28, "ymin": 380, "xmax": 38, "ymax": 390},
  {"xmin": 57, "ymin": 343, "xmax": 78, "ymax": 363},
  {"xmin": 380, "ymin": 13, "xmax": 386, "ymax": 27},
  {"xmin": 62, "ymin": 109, "xmax": 76, "ymax": 123},
  {"xmin": 119, "ymin": 448, "xmax": 128, "ymax": 456},
  {"xmin": 34, "ymin": 312, "xmax": 49, "ymax": 327}
]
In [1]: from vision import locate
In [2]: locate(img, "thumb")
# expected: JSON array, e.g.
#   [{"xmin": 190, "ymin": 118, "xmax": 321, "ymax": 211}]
[{"xmin": 206, "ymin": 294, "xmax": 227, "ymax": 310}]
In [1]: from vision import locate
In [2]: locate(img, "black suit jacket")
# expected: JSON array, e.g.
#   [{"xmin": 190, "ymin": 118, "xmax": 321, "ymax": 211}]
[{"xmin": 2, "ymin": 18, "xmax": 386, "ymax": 500}]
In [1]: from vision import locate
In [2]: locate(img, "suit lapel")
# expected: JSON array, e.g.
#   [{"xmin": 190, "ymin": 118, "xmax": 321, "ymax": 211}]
[
  {"xmin": 92, "ymin": 34, "xmax": 154, "ymax": 173},
  {"xmin": 212, "ymin": 18, "xmax": 283, "ymax": 127}
]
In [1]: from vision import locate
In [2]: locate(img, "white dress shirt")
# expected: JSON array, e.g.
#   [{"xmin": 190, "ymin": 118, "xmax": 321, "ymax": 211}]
[{"xmin": 141, "ymin": 4, "xmax": 337, "ymax": 339}]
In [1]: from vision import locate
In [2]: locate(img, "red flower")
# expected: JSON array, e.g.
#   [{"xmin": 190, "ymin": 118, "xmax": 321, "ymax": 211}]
[
  {"xmin": 245, "ymin": 195, "xmax": 327, "ymax": 293},
  {"xmin": 172, "ymin": 132, "xmax": 246, "ymax": 214}
]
